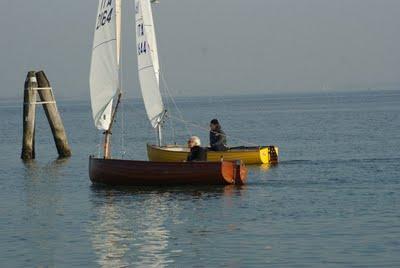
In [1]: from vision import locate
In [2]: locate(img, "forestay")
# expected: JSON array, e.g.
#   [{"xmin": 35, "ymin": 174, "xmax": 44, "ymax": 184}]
[
  {"xmin": 135, "ymin": 0, "xmax": 164, "ymax": 128},
  {"xmin": 90, "ymin": 0, "xmax": 121, "ymax": 130}
]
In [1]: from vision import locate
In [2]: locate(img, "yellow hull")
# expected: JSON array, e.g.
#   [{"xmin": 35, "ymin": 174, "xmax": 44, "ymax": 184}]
[{"xmin": 147, "ymin": 144, "xmax": 278, "ymax": 165}]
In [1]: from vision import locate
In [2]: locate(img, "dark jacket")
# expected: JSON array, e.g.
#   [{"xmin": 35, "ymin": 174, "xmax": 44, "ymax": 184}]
[
  {"xmin": 187, "ymin": 146, "xmax": 207, "ymax": 161},
  {"xmin": 209, "ymin": 128, "xmax": 227, "ymax": 151}
]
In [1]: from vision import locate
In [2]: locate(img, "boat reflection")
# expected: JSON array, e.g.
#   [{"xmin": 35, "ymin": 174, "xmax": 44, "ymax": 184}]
[
  {"xmin": 88, "ymin": 184, "xmax": 247, "ymax": 267},
  {"xmin": 260, "ymin": 163, "xmax": 272, "ymax": 171}
]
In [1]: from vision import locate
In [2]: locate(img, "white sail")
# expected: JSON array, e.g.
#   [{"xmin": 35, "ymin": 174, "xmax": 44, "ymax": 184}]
[
  {"xmin": 135, "ymin": 0, "xmax": 164, "ymax": 128},
  {"xmin": 90, "ymin": 0, "xmax": 121, "ymax": 130}
]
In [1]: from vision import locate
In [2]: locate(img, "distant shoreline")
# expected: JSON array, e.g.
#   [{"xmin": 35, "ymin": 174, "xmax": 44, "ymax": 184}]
[{"xmin": 1, "ymin": 88, "xmax": 400, "ymax": 106}]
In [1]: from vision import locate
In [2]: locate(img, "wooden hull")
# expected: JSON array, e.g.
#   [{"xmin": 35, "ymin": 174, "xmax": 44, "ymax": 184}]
[
  {"xmin": 89, "ymin": 156, "xmax": 247, "ymax": 186},
  {"xmin": 147, "ymin": 144, "xmax": 279, "ymax": 164}
]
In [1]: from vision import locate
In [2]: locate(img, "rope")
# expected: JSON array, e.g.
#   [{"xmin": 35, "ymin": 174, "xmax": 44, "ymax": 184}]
[
  {"xmin": 159, "ymin": 71, "xmax": 255, "ymax": 146},
  {"xmin": 165, "ymin": 91, "xmax": 177, "ymax": 144},
  {"xmin": 160, "ymin": 72, "xmax": 192, "ymax": 136},
  {"xmin": 159, "ymin": 71, "xmax": 175, "ymax": 144},
  {"xmin": 120, "ymin": 98, "xmax": 126, "ymax": 158},
  {"xmin": 169, "ymin": 115, "xmax": 258, "ymax": 146},
  {"xmin": 157, "ymin": 47, "xmax": 254, "ymax": 146},
  {"xmin": 97, "ymin": 133, "xmax": 102, "ymax": 157},
  {"xmin": 119, "ymin": 2, "xmax": 126, "ymax": 159},
  {"xmin": 119, "ymin": 65, "xmax": 126, "ymax": 158},
  {"xmin": 29, "ymin": 87, "xmax": 52, "ymax": 91},
  {"xmin": 24, "ymin": 101, "xmax": 56, "ymax": 105}
]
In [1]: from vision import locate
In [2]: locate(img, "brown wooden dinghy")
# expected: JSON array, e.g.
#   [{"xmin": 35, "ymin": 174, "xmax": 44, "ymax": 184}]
[
  {"xmin": 88, "ymin": 2, "xmax": 249, "ymax": 187},
  {"xmin": 89, "ymin": 156, "xmax": 247, "ymax": 186}
]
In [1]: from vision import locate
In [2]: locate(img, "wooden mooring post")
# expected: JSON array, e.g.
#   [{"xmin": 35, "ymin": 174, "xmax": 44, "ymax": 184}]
[
  {"xmin": 21, "ymin": 71, "xmax": 37, "ymax": 160},
  {"xmin": 36, "ymin": 71, "xmax": 71, "ymax": 158},
  {"xmin": 21, "ymin": 70, "xmax": 71, "ymax": 159}
]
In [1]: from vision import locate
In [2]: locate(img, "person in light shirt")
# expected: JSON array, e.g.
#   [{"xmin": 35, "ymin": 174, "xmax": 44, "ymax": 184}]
[{"xmin": 186, "ymin": 136, "xmax": 207, "ymax": 161}]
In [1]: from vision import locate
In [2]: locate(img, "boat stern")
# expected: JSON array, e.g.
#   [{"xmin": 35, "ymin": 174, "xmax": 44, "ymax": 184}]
[
  {"xmin": 259, "ymin": 146, "xmax": 279, "ymax": 164},
  {"xmin": 221, "ymin": 160, "xmax": 248, "ymax": 185}
]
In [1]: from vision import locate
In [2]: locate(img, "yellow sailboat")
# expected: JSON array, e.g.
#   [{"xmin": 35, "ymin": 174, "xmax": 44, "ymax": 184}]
[
  {"xmin": 133, "ymin": 1, "xmax": 278, "ymax": 165},
  {"xmin": 147, "ymin": 144, "xmax": 278, "ymax": 165}
]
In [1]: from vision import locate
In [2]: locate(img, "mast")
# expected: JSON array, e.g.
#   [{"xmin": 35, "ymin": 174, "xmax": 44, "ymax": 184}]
[
  {"xmin": 155, "ymin": 109, "xmax": 167, "ymax": 146},
  {"xmin": 156, "ymin": 124, "xmax": 162, "ymax": 147},
  {"xmin": 103, "ymin": 91, "xmax": 122, "ymax": 159}
]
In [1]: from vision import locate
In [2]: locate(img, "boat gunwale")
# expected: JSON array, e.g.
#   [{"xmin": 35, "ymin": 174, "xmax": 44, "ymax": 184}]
[
  {"xmin": 89, "ymin": 155, "xmax": 235, "ymax": 166},
  {"xmin": 147, "ymin": 143, "xmax": 273, "ymax": 153}
]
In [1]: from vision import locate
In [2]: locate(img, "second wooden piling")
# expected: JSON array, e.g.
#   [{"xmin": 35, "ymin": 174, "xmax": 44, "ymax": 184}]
[{"xmin": 35, "ymin": 70, "xmax": 72, "ymax": 158}]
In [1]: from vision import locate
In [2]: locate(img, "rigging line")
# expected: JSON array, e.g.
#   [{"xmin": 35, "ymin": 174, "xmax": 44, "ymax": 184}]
[
  {"xmin": 165, "ymin": 86, "xmax": 191, "ymax": 137},
  {"xmin": 160, "ymin": 71, "xmax": 255, "ymax": 146},
  {"xmin": 160, "ymin": 71, "xmax": 192, "ymax": 136},
  {"xmin": 160, "ymin": 74, "xmax": 171, "ymax": 134},
  {"xmin": 167, "ymin": 94, "xmax": 177, "ymax": 144},
  {"xmin": 160, "ymin": 72, "xmax": 177, "ymax": 144},
  {"xmin": 118, "ymin": 0, "xmax": 126, "ymax": 158},
  {"xmin": 119, "ymin": 91, "xmax": 126, "ymax": 158},
  {"xmin": 97, "ymin": 133, "xmax": 103, "ymax": 157},
  {"xmin": 166, "ymin": 90, "xmax": 191, "ymax": 136},
  {"xmin": 169, "ymin": 115, "xmax": 259, "ymax": 146},
  {"xmin": 120, "ymin": 98, "xmax": 126, "ymax": 158},
  {"xmin": 120, "ymin": 43, "xmax": 126, "ymax": 158}
]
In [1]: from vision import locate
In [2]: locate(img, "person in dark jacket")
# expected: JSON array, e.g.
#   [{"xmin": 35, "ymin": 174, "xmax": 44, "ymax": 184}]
[
  {"xmin": 186, "ymin": 136, "xmax": 207, "ymax": 161},
  {"xmin": 209, "ymin": 119, "xmax": 228, "ymax": 151}
]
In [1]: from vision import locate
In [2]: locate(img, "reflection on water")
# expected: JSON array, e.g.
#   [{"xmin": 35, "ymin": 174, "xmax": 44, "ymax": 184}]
[
  {"xmin": 88, "ymin": 185, "xmax": 247, "ymax": 267},
  {"xmin": 259, "ymin": 163, "xmax": 275, "ymax": 171},
  {"xmin": 89, "ymin": 193, "xmax": 133, "ymax": 268},
  {"xmin": 133, "ymin": 193, "xmax": 173, "ymax": 267},
  {"xmin": 21, "ymin": 159, "xmax": 69, "ymax": 266},
  {"xmin": 222, "ymin": 185, "xmax": 247, "ymax": 197},
  {"xmin": 89, "ymin": 187, "xmax": 175, "ymax": 268}
]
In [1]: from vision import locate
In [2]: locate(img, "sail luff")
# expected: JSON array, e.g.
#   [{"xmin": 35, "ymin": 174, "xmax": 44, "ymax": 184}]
[{"xmin": 90, "ymin": 0, "xmax": 120, "ymax": 130}]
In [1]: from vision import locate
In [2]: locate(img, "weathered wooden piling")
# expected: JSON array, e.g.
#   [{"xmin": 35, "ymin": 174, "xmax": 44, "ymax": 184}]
[
  {"xmin": 21, "ymin": 71, "xmax": 37, "ymax": 160},
  {"xmin": 35, "ymin": 71, "xmax": 72, "ymax": 158}
]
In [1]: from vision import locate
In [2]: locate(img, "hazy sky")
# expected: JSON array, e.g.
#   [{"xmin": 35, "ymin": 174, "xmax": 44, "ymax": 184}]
[{"xmin": 1, "ymin": 0, "xmax": 399, "ymax": 100}]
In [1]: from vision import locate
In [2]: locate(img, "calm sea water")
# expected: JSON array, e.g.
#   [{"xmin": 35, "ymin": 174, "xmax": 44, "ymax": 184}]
[{"xmin": 0, "ymin": 91, "xmax": 399, "ymax": 267}]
